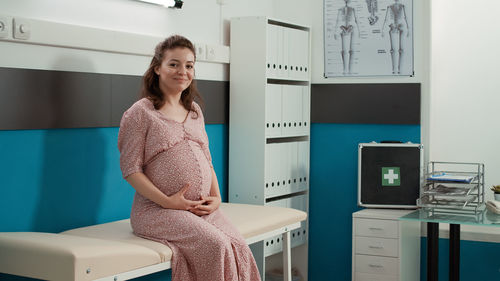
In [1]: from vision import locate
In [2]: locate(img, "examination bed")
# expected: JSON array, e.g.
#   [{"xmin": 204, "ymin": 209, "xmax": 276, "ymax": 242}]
[{"xmin": 0, "ymin": 203, "xmax": 307, "ymax": 281}]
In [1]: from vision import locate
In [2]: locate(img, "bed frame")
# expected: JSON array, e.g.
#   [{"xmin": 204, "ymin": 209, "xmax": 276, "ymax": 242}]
[{"xmin": 0, "ymin": 203, "xmax": 307, "ymax": 281}]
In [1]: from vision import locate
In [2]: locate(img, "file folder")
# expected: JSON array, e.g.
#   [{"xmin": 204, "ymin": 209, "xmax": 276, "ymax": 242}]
[
  {"xmin": 264, "ymin": 143, "xmax": 271, "ymax": 197},
  {"xmin": 282, "ymin": 27, "xmax": 290, "ymax": 78},
  {"xmin": 281, "ymin": 85, "xmax": 293, "ymax": 137},
  {"xmin": 266, "ymin": 24, "xmax": 278, "ymax": 78},
  {"xmin": 287, "ymin": 28, "xmax": 300, "ymax": 80},
  {"xmin": 290, "ymin": 141, "xmax": 299, "ymax": 193},
  {"xmin": 298, "ymin": 141, "xmax": 310, "ymax": 192},
  {"xmin": 281, "ymin": 142, "xmax": 291, "ymax": 195},
  {"xmin": 292, "ymin": 86, "xmax": 302, "ymax": 135},
  {"xmin": 302, "ymin": 86, "xmax": 310, "ymax": 135},
  {"xmin": 276, "ymin": 26, "xmax": 285, "ymax": 78},
  {"xmin": 299, "ymin": 30, "xmax": 309, "ymax": 80},
  {"xmin": 265, "ymin": 83, "xmax": 282, "ymax": 137}
]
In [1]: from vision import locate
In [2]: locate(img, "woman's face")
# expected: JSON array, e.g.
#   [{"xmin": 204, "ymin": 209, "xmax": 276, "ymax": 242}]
[{"xmin": 155, "ymin": 47, "xmax": 195, "ymax": 96}]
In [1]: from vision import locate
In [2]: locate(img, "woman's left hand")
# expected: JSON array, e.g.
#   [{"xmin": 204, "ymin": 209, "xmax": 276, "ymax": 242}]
[{"xmin": 189, "ymin": 196, "xmax": 221, "ymax": 216}]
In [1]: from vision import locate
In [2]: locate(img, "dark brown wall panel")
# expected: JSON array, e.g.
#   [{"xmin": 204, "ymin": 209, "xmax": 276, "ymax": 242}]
[
  {"xmin": 311, "ymin": 83, "xmax": 421, "ymax": 124},
  {"xmin": 111, "ymin": 75, "xmax": 142, "ymax": 126},
  {"xmin": 197, "ymin": 80, "xmax": 229, "ymax": 125},
  {"xmin": 0, "ymin": 67, "xmax": 228, "ymax": 130},
  {"xmin": 1, "ymin": 68, "xmax": 419, "ymax": 129},
  {"xmin": 0, "ymin": 68, "xmax": 110, "ymax": 130}
]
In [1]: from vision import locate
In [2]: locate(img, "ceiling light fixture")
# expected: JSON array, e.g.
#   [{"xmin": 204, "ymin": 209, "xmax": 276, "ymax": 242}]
[{"xmin": 137, "ymin": 0, "xmax": 183, "ymax": 9}]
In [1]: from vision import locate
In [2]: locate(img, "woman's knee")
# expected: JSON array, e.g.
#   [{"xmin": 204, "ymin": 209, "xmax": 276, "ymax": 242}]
[{"xmin": 203, "ymin": 231, "xmax": 232, "ymax": 254}]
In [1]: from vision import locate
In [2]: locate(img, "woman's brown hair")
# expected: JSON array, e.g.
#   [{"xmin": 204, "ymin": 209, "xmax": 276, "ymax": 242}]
[{"xmin": 141, "ymin": 35, "xmax": 203, "ymax": 115}]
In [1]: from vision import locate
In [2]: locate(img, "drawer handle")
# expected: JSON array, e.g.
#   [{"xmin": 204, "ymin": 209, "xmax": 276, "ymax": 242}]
[
  {"xmin": 368, "ymin": 245, "xmax": 384, "ymax": 249},
  {"xmin": 368, "ymin": 227, "xmax": 383, "ymax": 231},
  {"xmin": 368, "ymin": 264, "xmax": 383, "ymax": 268}
]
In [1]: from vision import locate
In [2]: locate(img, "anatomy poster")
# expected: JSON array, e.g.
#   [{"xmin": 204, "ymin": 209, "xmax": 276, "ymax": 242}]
[{"xmin": 324, "ymin": 0, "xmax": 414, "ymax": 77}]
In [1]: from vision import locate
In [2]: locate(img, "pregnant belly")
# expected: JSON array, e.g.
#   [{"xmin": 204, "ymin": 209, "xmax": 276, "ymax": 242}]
[{"xmin": 144, "ymin": 140, "xmax": 212, "ymax": 201}]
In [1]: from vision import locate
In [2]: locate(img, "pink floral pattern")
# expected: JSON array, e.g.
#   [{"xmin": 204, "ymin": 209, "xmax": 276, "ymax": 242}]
[{"xmin": 118, "ymin": 98, "xmax": 261, "ymax": 281}]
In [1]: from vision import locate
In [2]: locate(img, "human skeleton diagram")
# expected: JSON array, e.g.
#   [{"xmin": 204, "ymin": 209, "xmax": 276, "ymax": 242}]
[
  {"xmin": 366, "ymin": 0, "xmax": 378, "ymax": 25},
  {"xmin": 334, "ymin": 0, "xmax": 360, "ymax": 75},
  {"xmin": 382, "ymin": 0, "xmax": 409, "ymax": 74}
]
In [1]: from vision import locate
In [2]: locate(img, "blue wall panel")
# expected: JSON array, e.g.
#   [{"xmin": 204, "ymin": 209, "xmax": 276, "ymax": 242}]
[
  {"xmin": 308, "ymin": 123, "xmax": 421, "ymax": 281},
  {"xmin": 0, "ymin": 124, "xmax": 227, "ymax": 281},
  {"xmin": 205, "ymin": 124, "xmax": 229, "ymax": 202},
  {"xmin": 1, "ymin": 124, "xmax": 499, "ymax": 281},
  {"xmin": 0, "ymin": 127, "xmax": 132, "ymax": 233},
  {"xmin": 420, "ymin": 238, "xmax": 500, "ymax": 281}
]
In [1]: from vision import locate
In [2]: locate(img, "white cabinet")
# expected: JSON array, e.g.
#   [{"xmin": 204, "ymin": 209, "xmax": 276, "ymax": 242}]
[
  {"xmin": 352, "ymin": 209, "xmax": 420, "ymax": 281},
  {"xmin": 229, "ymin": 16, "xmax": 310, "ymax": 281}
]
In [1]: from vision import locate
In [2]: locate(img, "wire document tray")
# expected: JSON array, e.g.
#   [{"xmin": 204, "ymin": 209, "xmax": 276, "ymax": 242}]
[{"xmin": 417, "ymin": 162, "xmax": 485, "ymax": 216}]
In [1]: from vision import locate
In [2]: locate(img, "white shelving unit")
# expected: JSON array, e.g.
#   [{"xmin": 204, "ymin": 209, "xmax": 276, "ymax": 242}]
[
  {"xmin": 229, "ymin": 16, "xmax": 311, "ymax": 281},
  {"xmin": 352, "ymin": 209, "xmax": 420, "ymax": 281}
]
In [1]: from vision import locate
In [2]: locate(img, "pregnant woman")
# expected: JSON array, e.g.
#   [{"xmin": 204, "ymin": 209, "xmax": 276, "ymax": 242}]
[{"xmin": 118, "ymin": 35, "xmax": 261, "ymax": 281}]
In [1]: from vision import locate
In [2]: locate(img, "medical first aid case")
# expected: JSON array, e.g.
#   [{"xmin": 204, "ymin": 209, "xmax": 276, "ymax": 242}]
[{"xmin": 358, "ymin": 142, "xmax": 424, "ymax": 209}]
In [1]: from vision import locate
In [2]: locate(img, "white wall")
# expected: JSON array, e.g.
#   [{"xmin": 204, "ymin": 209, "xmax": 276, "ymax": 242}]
[
  {"xmin": 0, "ymin": 0, "xmax": 274, "ymax": 80},
  {"xmin": 273, "ymin": 0, "xmax": 432, "ymax": 161},
  {"xmin": 430, "ymin": 0, "xmax": 500, "ymax": 200},
  {"xmin": 273, "ymin": 0, "xmax": 499, "ymax": 200},
  {"xmin": 5, "ymin": 0, "xmax": 496, "ymax": 197}
]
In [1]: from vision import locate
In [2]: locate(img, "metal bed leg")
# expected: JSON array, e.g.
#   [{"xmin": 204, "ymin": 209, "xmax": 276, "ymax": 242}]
[
  {"xmin": 282, "ymin": 231, "xmax": 291, "ymax": 281},
  {"xmin": 450, "ymin": 224, "xmax": 460, "ymax": 281}
]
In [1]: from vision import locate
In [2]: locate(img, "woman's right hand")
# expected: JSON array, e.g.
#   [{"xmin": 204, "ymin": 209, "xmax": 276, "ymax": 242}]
[{"xmin": 166, "ymin": 184, "xmax": 205, "ymax": 211}]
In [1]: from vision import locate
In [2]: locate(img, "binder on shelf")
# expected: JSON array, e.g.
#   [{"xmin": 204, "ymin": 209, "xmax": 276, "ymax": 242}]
[
  {"xmin": 265, "ymin": 85, "xmax": 272, "ymax": 137},
  {"xmin": 288, "ymin": 86, "xmax": 296, "ymax": 136},
  {"xmin": 267, "ymin": 83, "xmax": 309, "ymax": 139},
  {"xmin": 291, "ymin": 143, "xmax": 297, "ymax": 195},
  {"xmin": 299, "ymin": 30, "xmax": 309, "ymax": 80},
  {"xmin": 281, "ymin": 85, "xmax": 303, "ymax": 137},
  {"xmin": 281, "ymin": 85, "xmax": 293, "ymax": 136},
  {"xmin": 281, "ymin": 142, "xmax": 291, "ymax": 195},
  {"xmin": 265, "ymin": 143, "xmax": 274, "ymax": 198},
  {"xmin": 266, "ymin": 24, "xmax": 278, "ymax": 78},
  {"xmin": 302, "ymin": 86, "xmax": 310, "ymax": 135},
  {"xmin": 292, "ymin": 86, "xmax": 302, "ymax": 136},
  {"xmin": 265, "ymin": 141, "xmax": 309, "ymax": 199},
  {"xmin": 265, "ymin": 83, "xmax": 282, "ymax": 137},
  {"xmin": 270, "ymin": 143, "xmax": 281, "ymax": 197},
  {"xmin": 276, "ymin": 26, "xmax": 285, "ymax": 79},
  {"xmin": 287, "ymin": 28, "xmax": 300, "ymax": 80},
  {"xmin": 298, "ymin": 141, "xmax": 310, "ymax": 192},
  {"xmin": 264, "ymin": 144, "xmax": 271, "ymax": 197},
  {"xmin": 281, "ymin": 27, "xmax": 289, "ymax": 78}
]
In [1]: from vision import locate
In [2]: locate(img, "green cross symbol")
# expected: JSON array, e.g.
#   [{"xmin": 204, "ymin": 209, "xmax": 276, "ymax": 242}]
[{"xmin": 382, "ymin": 167, "xmax": 400, "ymax": 186}]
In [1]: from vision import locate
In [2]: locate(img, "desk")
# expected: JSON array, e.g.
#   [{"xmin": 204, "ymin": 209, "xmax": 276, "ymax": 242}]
[{"xmin": 400, "ymin": 209, "xmax": 500, "ymax": 281}]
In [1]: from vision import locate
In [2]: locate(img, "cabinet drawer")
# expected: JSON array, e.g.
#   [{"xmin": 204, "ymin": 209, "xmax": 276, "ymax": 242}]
[
  {"xmin": 354, "ymin": 272, "xmax": 399, "ymax": 281},
  {"xmin": 355, "ymin": 255, "xmax": 399, "ymax": 276},
  {"xmin": 354, "ymin": 218, "xmax": 398, "ymax": 238},
  {"xmin": 355, "ymin": 236, "xmax": 398, "ymax": 257}
]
